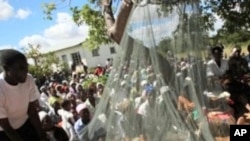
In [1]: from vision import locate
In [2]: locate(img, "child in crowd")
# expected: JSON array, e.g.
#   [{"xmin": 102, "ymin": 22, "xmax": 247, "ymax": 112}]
[
  {"xmin": 39, "ymin": 111, "xmax": 69, "ymax": 141},
  {"xmin": 58, "ymin": 100, "xmax": 78, "ymax": 141}
]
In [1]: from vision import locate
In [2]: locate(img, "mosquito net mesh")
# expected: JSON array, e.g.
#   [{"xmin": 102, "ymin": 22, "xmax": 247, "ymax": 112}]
[{"xmin": 80, "ymin": 0, "xmax": 234, "ymax": 140}]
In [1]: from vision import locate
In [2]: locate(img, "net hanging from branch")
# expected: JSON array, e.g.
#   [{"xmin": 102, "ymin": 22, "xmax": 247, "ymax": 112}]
[{"xmin": 79, "ymin": 0, "xmax": 235, "ymax": 141}]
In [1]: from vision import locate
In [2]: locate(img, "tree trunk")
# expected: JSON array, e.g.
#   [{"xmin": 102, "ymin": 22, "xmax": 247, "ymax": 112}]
[{"xmin": 102, "ymin": 0, "xmax": 133, "ymax": 44}]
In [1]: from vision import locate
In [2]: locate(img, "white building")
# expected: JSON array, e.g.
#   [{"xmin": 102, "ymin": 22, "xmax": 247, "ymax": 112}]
[{"xmin": 42, "ymin": 42, "xmax": 120, "ymax": 71}]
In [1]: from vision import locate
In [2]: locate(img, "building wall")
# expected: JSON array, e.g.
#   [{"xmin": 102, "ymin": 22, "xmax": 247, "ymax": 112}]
[{"xmin": 54, "ymin": 43, "xmax": 120, "ymax": 70}]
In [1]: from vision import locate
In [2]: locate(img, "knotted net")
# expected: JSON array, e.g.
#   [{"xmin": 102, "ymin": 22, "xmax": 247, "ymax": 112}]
[{"xmin": 80, "ymin": 0, "xmax": 233, "ymax": 140}]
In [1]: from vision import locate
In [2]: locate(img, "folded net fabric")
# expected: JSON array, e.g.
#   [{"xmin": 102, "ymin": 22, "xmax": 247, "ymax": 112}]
[{"xmin": 80, "ymin": 0, "xmax": 234, "ymax": 140}]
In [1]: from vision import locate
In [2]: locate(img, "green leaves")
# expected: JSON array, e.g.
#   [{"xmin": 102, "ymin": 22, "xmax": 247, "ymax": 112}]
[
  {"xmin": 42, "ymin": 0, "xmax": 113, "ymax": 50},
  {"xmin": 203, "ymin": 0, "xmax": 250, "ymax": 33},
  {"xmin": 82, "ymin": 75, "xmax": 108, "ymax": 89},
  {"xmin": 42, "ymin": 3, "xmax": 56, "ymax": 20},
  {"xmin": 25, "ymin": 44, "xmax": 65, "ymax": 78},
  {"xmin": 42, "ymin": 0, "xmax": 250, "ymax": 49},
  {"xmin": 71, "ymin": 4, "xmax": 113, "ymax": 49}
]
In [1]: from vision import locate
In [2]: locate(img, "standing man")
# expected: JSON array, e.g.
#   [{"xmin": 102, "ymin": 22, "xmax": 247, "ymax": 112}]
[{"xmin": 0, "ymin": 49, "xmax": 49, "ymax": 141}]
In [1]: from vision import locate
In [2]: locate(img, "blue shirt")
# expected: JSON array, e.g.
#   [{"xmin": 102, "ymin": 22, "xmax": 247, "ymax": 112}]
[{"xmin": 74, "ymin": 119, "xmax": 86, "ymax": 138}]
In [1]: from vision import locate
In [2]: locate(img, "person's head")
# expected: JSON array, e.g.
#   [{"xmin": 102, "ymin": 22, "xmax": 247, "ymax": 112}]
[
  {"xmin": 70, "ymin": 81, "xmax": 76, "ymax": 88},
  {"xmin": 39, "ymin": 111, "xmax": 53, "ymax": 131},
  {"xmin": 232, "ymin": 45, "xmax": 241, "ymax": 57},
  {"xmin": 247, "ymin": 44, "xmax": 250, "ymax": 53},
  {"xmin": 145, "ymin": 84, "xmax": 156, "ymax": 106},
  {"xmin": 96, "ymin": 83, "xmax": 104, "ymax": 94},
  {"xmin": 211, "ymin": 46, "xmax": 223, "ymax": 61},
  {"xmin": 49, "ymin": 87, "xmax": 57, "ymax": 96},
  {"xmin": 66, "ymin": 93, "xmax": 76, "ymax": 101},
  {"xmin": 61, "ymin": 100, "xmax": 72, "ymax": 111},
  {"xmin": 76, "ymin": 84, "xmax": 83, "ymax": 92},
  {"xmin": 62, "ymin": 80, "xmax": 68, "ymax": 86},
  {"xmin": 52, "ymin": 101, "xmax": 61, "ymax": 111},
  {"xmin": 55, "ymin": 85, "xmax": 64, "ymax": 94},
  {"xmin": 76, "ymin": 103, "xmax": 90, "ymax": 124},
  {"xmin": 40, "ymin": 85, "xmax": 47, "ymax": 93},
  {"xmin": 0, "ymin": 49, "xmax": 28, "ymax": 84}
]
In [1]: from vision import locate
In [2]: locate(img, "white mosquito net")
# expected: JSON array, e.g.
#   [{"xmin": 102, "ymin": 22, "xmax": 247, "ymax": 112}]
[{"xmin": 79, "ymin": 0, "xmax": 233, "ymax": 140}]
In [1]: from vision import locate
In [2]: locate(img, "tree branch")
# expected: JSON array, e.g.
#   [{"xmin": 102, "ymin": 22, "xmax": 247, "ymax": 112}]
[
  {"xmin": 102, "ymin": 0, "xmax": 133, "ymax": 44},
  {"xmin": 102, "ymin": 0, "xmax": 115, "ymax": 28}
]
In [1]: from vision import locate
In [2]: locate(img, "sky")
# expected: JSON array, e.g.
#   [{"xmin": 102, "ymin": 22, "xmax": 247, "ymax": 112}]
[
  {"xmin": 128, "ymin": 4, "xmax": 224, "ymax": 48},
  {"xmin": 0, "ymin": 0, "xmax": 90, "ymax": 53},
  {"xmin": 0, "ymin": 0, "xmax": 224, "ymax": 53}
]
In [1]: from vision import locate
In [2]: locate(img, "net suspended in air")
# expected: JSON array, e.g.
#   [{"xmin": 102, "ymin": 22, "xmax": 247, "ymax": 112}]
[{"xmin": 80, "ymin": 0, "xmax": 235, "ymax": 140}]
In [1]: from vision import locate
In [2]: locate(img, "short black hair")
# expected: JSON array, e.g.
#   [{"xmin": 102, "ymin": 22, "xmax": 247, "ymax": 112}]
[
  {"xmin": 0, "ymin": 49, "xmax": 27, "ymax": 67},
  {"xmin": 247, "ymin": 44, "xmax": 250, "ymax": 51},
  {"xmin": 211, "ymin": 46, "xmax": 223, "ymax": 54},
  {"xmin": 61, "ymin": 100, "xmax": 71, "ymax": 109}
]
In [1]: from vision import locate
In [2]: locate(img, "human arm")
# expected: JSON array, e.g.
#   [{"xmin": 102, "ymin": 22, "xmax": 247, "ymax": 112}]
[
  {"xmin": 67, "ymin": 117, "xmax": 75, "ymax": 127},
  {"xmin": 0, "ymin": 118, "xmax": 23, "ymax": 141},
  {"xmin": 28, "ymin": 75, "xmax": 49, "ymax": 141},
  {"xmin": 28, "ymin": 100, "xmax": 49, "ymax": 141}
]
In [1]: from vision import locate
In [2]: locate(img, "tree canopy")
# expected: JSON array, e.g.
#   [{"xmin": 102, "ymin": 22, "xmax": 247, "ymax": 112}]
[
  {"xmin": 24, "ymin": 44, "xmax": 66, "ymax": 78},
  {"xmin": 42, "ymin": 0, "xmax": 250, "ymax": 48}
]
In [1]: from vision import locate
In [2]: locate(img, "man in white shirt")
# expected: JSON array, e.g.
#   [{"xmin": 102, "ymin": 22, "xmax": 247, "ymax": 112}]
[
  {"xmin": 206, "ymin": 46, "xmax": 228, "ymax": 91},
  {"xmin": 207, "ymin": 46, "xmax": 228, "ymax": 79},
  {"xmin": 0, "ymin": 49, "xmax": 48, "ymax": 141}
]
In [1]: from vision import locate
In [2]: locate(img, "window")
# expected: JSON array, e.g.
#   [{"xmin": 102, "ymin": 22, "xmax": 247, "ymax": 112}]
[
  {"xmin": 92, "ymin": 48, "xmax": 100, "ymax": 57},
  {"xmin": 71, "ymin": 52, "xmax": 82, "ymax": 65},
  {"xmin": 61, "ymin": 55, "xmax": 68, "ymax": 63},
  {"xmin": 110, "ymin": 47, "xmax": 116, "ymax": 54}
]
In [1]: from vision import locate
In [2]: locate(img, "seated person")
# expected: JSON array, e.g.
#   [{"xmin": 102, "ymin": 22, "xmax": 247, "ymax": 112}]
[
  {"xmin": 94, "ymin": 64, "xmax": 105, "ymax": 76},
  {"xmin": 48, "ymin": 86, "xmax": 63, "ymax": 106},
  {"xmin": 74, "ymin": 103, "xmax": 91, "ymax": 138},
  {"xmin": 39, "ymin": 111, "xmax": 69, "ymax": 141},
  {"xmin": 227, "ymin": 45, "xmax": 250, "ymax": 83},
  {"xmin": 220, "ymin": 49, "xmax": 250, "ymax": 124},
  {"xmin": 58, "ymin": 100, "xmax": 78, "ymax": 141},
  {"xmin": 206, "ymin": 46, "xmax": 228, "ymax": 91}
]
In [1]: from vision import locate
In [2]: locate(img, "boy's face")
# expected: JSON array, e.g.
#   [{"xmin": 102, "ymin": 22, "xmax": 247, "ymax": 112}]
[
  {"xmin": 6, "ymin": 59, "xmax": 28, "ymax": 83},
  {"xmin": 80, "ymin": 108, "xmax": 90, "ymax": 123}
]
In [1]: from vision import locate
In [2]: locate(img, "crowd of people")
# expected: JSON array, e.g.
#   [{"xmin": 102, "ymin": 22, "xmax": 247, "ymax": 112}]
[
  {"xmin": 0, "ymin": 49, "xmax": 112, "ymax": 141},
  {"xmin": 176, "ymin": 44, "xmax": 250, "ymax": 140},
  {"xmin": 2, "ymin": 44, "xmax": 250, "ymax": 141},
  {"xmin": 36, "ymin": 60, "xmax": 113, "ymax": 141}
]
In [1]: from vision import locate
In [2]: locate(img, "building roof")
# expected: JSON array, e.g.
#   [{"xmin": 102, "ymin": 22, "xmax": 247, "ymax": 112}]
[
  {"xmin": 40, "ymin": 39, "xmax": 85, "ymax": 53},
  {"xmin": 51, "ymin": 42, "xmax": 83, "ymax": 53}
]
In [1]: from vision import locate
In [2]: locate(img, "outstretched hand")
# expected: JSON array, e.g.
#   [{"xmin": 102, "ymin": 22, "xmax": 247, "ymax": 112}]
[{"xmin": 123, "ymin": 0, "xmax": 133, "ymax": 7}]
